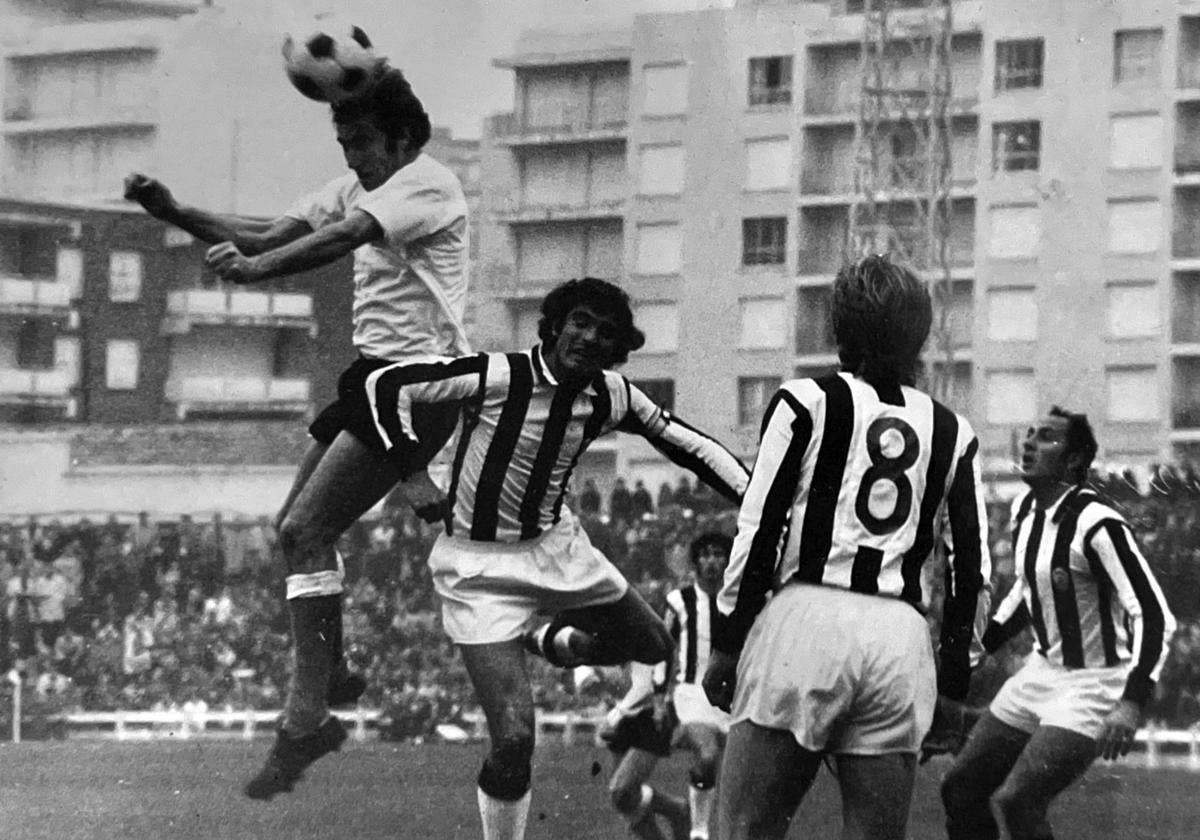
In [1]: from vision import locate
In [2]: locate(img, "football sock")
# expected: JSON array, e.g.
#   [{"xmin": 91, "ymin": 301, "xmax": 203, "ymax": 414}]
[
  {"xmin": 626, "ymin": 784, "xmax": 654, "ymax": 824},
  {"xmin": 476, "ymin": 787, "xmax": 531, "ymax": 840},
  {"xmin": 281, "ymin": 589, "xmax": 340, "ymax": 735},
  {"xmin": 688, "ymin": 784, "xmax": 714, "ymax": 840},
  {"xmin": 530, "ymin": 622, "xmax": 596, "ymax": 667}
]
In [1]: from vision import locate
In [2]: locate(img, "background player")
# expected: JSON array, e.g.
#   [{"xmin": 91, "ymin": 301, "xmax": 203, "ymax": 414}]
[
  {"xmin": 362, "ymin": 277, "xmax": 750, "ymax": 840},
  {"xmin": 601, "ymin": 660, "xmax": 690, "ymax": 840},
  {"xmin": 123, "ymin": 66, "xmax": 471, "ymax": 799},
  {"xmin": 663, "ymin": 533, "xmax": 734, "ymax": 840},
  {"xmin": 703, "ymin": 254, "xmax": 990, "ymax": 840},
  {"xmin": 940, "ymin": 406, "xmax": 1176, "ymax": 840}
]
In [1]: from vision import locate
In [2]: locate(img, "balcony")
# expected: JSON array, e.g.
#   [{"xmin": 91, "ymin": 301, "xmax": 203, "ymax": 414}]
[
  {"xmin": 1, "ymin": 103, "xmax": 157, "ymax": 135},
  {"xmin": 495, "ymin": 198, "xmax": 626, "ymax": 224},
  {"xmin": 803, "ymin": 80, "xmax": 978, "ymax": 124},
  {"xmin": 0, "ymin": 276, "xmax": 74, "ymax": 316},
  {"xmin": 0, "ymin": 368, "xmax": 73, "ymax": 404},
  {"xmin": 164, "ymin": 376, "xmax": 311, "ymax": 420},
  {"xmin": 162, "ymin": 289, "xmax": 316, "ymax": 335},
  {"xmin": 492, "ymin": 106, "xmax": 627, "ymax": 146}
]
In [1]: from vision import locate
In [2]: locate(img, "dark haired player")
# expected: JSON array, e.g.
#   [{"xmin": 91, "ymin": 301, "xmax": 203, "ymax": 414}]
[
  {"xmin": 602, "ymin": 660, "xmax": 690, "ymax": 840},
  {"xmin": 361, "ymin": 277, "xmax": 749, "ymax": 840},
  {"xmin": 663, "ymin": 532, "xmax": 734, "ymax": 840},
  {"xmin": 940, "ymin": 407, "xmax": 1175, "ymax": 840},
  {"xmin": 123, "ymin": 66, "xmax": 471, "ymax": 799},
  {"xmin": 703, "ymin": 254, "xmax": 991, "ymax": 840}
]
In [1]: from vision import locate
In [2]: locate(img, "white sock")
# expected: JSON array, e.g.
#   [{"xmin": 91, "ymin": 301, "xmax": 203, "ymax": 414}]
[
  {"xmin": 626, "ymin": 783, "xmax": 654, "ymax": 825},
  {"xmin": 477, "ymin": 787, "xmax": 532, "ymax": 840},
  {"xmin": 688, "ymin": 784, "xmax": 714, "ymax": 840}
]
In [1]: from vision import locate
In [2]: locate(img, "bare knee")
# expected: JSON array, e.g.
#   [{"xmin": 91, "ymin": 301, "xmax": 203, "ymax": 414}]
[
  {"xmin": 690, "ymin": 752, "xmax": 720, "ymax": 790},
  {"xmin": 941, "ymin": 762, "xmax": 989, "ymax": 814},
  {"xmin": 609, "ymin": 778, "xmax": 642, "ymax": 814},
  {"xmin": 479, "ymin": 731, "xmax": 536, "ymax": 801},
  {"xmin": 277, "ymin": 513, "xmax": 338, "ymax": 571},
  {"xmin": 993, "ymin": 781, "xmax": 1044, "ymax": 832}
]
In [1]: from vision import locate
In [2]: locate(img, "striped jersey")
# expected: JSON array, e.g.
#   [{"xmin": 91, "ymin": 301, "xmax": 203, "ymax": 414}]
[
  {"xmin": 665, "ymin": 583, "xmax": 717, "ymax": 686},
  {"xmin": 715, "ymin": 372, "xmax": 990, "ymax": 688},
  {"xmin": 982, "ymin": 486, "xmax": 1176, "ymax": 705},
  {"xmin": 364, "ymin": 346, "xmax": 750, "ymax": 543}
]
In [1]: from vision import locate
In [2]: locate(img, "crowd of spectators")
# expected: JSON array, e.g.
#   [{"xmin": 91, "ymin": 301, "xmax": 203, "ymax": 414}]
[{"xmin": 1, "ymin": 466, "xmax": 1199, "ymax": 740}]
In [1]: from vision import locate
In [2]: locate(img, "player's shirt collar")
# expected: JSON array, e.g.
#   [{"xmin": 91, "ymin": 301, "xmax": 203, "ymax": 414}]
[{"xmin": 531, "ymin": 344, "xmax": 558, "ymax": 386}]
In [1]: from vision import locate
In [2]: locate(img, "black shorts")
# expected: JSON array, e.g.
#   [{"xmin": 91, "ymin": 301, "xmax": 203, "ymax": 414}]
[
  {"xmin": 605, "ymin": 708, "xmax": 673, "ymax": 758},
  {"xmin": 309, "ymin": 356, "xmax": 461, "ymax": 469}
]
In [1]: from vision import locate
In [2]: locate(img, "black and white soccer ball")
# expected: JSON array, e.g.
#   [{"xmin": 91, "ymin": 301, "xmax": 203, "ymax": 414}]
[{"xmin": 281, "ymin": 22, "xmax": 379, "ymax": 104}]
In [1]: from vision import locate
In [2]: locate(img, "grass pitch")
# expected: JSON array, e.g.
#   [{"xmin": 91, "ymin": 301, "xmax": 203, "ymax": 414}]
[{"xmin": 0, "ymin": 739, "xmax": 1195, "ymax": 839}]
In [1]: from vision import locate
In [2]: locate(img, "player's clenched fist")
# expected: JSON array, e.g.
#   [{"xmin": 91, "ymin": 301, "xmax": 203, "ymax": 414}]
[
  {"xmin": 123, "ymin": 173, "xmax": 175, "ymax": 218},
  {"xmin": 205, "ymin": 242, "xmax": 261, "ymax": 285},
  {"xmin": 702, "ymin": 649, "xmax": 738, "ymax": 713}
]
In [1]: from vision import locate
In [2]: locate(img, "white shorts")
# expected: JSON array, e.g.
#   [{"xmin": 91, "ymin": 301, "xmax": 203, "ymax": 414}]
[
  {"xmin": 989, "ymin": 653, "xmax": 1130, "ymax": 741},
  {"xmin": 730, "ymin": 583, "xmax": 936, "ymax": 755},
  {"xmin": 429, "ymin": 512, "xmax": 629, "ymax": 645},
  {"xmin": 673, "ymin": 682, "xmax": 731, "ymax": 734}
]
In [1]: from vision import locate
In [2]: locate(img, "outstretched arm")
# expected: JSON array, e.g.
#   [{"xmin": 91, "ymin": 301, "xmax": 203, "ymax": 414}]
[
  {"xmin": 204, "ymin": 210, "xmax": 382, "ymax": 284},
  {"xmin": 123, "ymin": 173, "xmax": 310, "ymax": 254}
]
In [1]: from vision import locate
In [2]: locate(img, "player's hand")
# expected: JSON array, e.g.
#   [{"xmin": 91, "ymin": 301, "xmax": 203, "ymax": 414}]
[
  {"xmin": 919, "ymin": 695, "xmax": 975, "ymax": 764},
  {"xmin": 1096, "ymin": 699, "xmax": 1142, "ymax": 761},
  {"xmin": 123, "ymin": 173, "xmax": 175, "ymax": 218},
  {"xmin": 398, "ymin": 471, "xmax": 449, "ymax": 524},
  {"xmin": 205, "ymin": 242, "xmax": 262, "ymax": 285},
  {"xmin": 702, "ymin": 649, "xmax": 738, "ymax": 713}
]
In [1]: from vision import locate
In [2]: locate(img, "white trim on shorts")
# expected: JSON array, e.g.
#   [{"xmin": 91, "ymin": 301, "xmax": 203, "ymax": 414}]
[{"xmin": 673, "ymin": 682, "xmax": 731, "ymax": 734}]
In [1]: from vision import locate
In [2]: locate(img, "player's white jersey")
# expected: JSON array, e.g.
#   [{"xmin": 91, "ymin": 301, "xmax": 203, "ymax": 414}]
[
  {"xmin": 716, "ymin": 372, "xmax": 990, "ymax": 680},
  {"xmin": 664, "ymin": 584, "xmax": 716, "ymax": 686}
]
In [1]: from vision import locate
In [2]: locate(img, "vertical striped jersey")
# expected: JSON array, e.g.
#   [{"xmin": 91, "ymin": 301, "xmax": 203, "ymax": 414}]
[
  {"xmin": 665, "ymin": 583, "xmax": 717, "ymax": 686},
  {"xmin": 364, "ymin": 346, "xmax": 750, "ymax": 543},
  {"xmin": 982, "ymin": 485, "xmax": 1176, "ymax": 705},
  {"xmin": 715, "ymin": 372, "xmax": 991, "ymax": 693}
]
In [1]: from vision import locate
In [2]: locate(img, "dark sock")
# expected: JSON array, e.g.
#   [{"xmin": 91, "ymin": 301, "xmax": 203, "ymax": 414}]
[{"xmin": 282, "ymin": 593, "xmax": 340, "ymax": 734}]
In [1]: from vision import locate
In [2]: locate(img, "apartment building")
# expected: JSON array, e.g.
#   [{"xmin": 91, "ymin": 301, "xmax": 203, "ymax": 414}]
[
  {"xmin": 477, "ymin": 0, "xmax": 1200, "ymax": 494},
  {"xmin": 0, "ymin": 1, "xmax": 481, "ymax": 516}
]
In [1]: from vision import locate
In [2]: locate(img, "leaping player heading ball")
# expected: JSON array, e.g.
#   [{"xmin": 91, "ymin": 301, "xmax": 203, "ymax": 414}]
[{"xmin": 124, "ymin": 59, "xmax": 472, "ymax": 799}]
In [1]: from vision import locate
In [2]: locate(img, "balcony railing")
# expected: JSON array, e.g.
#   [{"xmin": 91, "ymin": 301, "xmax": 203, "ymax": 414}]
[
  {"xmin": 0, "ymin": 276, "xmax": 73, "ymax": 312},
  {"xmin": 0, "ymin": 367, "xmax": 72, "ymax": 399},
  {"xmin": 493, "ymin": 105, "xmax": 627, "ymax": 142},
  {"xmin": 164, "ymin": 289, "xmax": 315, "ymax": 333},
  {"xmin": 165, "ymin": 376, "xmax": 311, "ymax": 419},
  {"xmin": 0, "ymin": 104, "xmax": 158, "ymax": 134},
  {"xmin": 496, "ymin": 198, "xmax": 625, "ymax": 223}
]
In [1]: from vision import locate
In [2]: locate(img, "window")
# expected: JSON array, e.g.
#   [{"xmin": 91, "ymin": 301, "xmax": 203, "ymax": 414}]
[
  {"xmin": 742, "ymin": 217, "xmax": 787, "ymax": 266},
  {"xmin": 739, "ymin": 298, "xmax": 786, "ymax": 349},
  {"xmin": 795, "ymin": 285, "xmax": 835, "ymax": 355},
  {"xmin": 738, "ymin": 376, "xmax": 781, "ymax": 426},
  {"xmin": 749, "ymin": 56, "xmax": 793, "ymax": 106},
  {"xmin": 635, "ymin": 224, "xmax": 682, "ymax": 275},
  {"xmin": 511, "ymin": 304, "xmax": 542, "ymax": 349},
  {"xmin": 988, "ymin": 205, "xmax": 1040, "ymax": 259},
  {"xmin": 632, "ymin": 378, "xmax": 675, "ymax": 411},
  {"xmin": 1107, "ymin": 283, "xmax": 1160, "ymax": 337},
  {"xmin": 1109, "ymin": 114, "xmax": 1163, "ymax": 170},
  {"xmin": 1114, "ymin": 29, "xmax": 1162, "ymax": 86},
  {"xmin": 638, "ymin": 145, "xmax": 685, "ymax": 195},
  {"xmin": 1107, "ymin": 200, "xmax": 1161, "ymax": 254},
  {"xmin": 995, "ymin": 39, "xmax": 1044, "ymax": 91},
  {"xmin": 1107, "ymin": 367, "xmax": 1158, "ymax": 421},
  {"xmin": 54, "ymin": 336, "xmax": 81, "ymax": 386},
  {"xmin": 108, "ymin": 251, "xmax": 142, "ymax": 302},
  {"xmin": 745, "ymin": 138, "xmax": 791, "ymax": 191},
  {"xmin": 16, "ymin": 319, "xmax": 54, "ymax": 368},
  {"xmin": 986, "ymin": 370, "xmax": 1035, "ymax": 424},
  {"xmin": 56, "ymin": 246, "xmax": 83, "ymax": 299},
  {"xmin": 636, "ymin": 303, "xmax": 679, "ymax": 353},
  {"xmin": 992, "ymin": 122, "xmax": 1040, "ymax": 172},
  {"xmin": 987, "ymin": 288, "xmax": 1038, "ymax": 341},
  {"xmin": 642, "ymin": 64, "xmax": 688, "ymax": 116},
  {"xmin": 105, "ymin": 340, "xmax": 140, "ymax": 390}
]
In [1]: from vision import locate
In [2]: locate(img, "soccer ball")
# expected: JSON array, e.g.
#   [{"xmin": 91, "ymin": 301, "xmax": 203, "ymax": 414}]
[{"xmin": 281, "ymin": 23, "xmax": 379, "ymax": 104}]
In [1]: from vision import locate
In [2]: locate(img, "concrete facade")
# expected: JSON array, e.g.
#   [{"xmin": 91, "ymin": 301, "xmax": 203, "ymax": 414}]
[{"xmin": 478, "ymin": 0, "xmax": 1200, "ymax": 484}]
